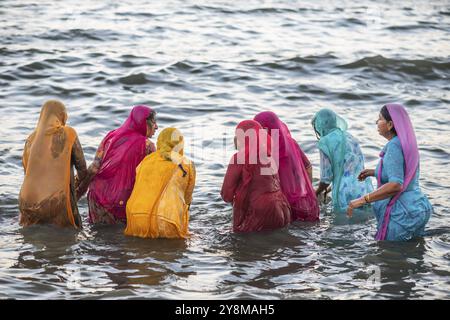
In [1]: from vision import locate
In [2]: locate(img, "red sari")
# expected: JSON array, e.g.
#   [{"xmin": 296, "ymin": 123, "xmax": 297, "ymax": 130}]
[{"xmin": 221, "ymin": 120, "xmax": 291, "ymax": 232}]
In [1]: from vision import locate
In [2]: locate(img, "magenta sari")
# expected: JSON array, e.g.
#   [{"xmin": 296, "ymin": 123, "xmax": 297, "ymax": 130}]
[
  {"xmin": 375, "ymin": 104, "xmax": 419, "ymax": 240},
  {"xmin": 254, "ymin": 111, "xmax": 319, "ymax": 222},
  {"xmin": 87, "ymin": 105, "xmax": 153, "ymax": 224},
  {"xmin": 221, "ymin": 120, "xmax": 291, "ymax": 232}
]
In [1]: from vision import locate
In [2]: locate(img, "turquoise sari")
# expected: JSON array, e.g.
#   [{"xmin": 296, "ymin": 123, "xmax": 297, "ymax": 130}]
[{"xmin": 312, "ymin": 109, "xmax": 373, "ymax": 214}]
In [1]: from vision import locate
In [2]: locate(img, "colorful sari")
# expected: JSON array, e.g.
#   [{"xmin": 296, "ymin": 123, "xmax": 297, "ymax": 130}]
[
  {"xmin": 254, "ymin": 111, "xmax": 319, "ymax": 222},
  {"xmin": 221, "ymin": 120, "xmax": 291, "ymax": 232},
  {"xmin": 19, "ymin": 100, "xmax": 87, "ymax": 228},
  {"xmin": 312, "ymin": 108, "xmax": 373, "ymax": 214},
  {"xmin": 374, "ymin": 104, "xmax": 432, "ymax": 240},
  {"xmin": 125, "ymin": 128, "xmax": 196, "ymax": 239},
  {"xmin": 85, "ymin": 105, "xmax": 154, "ymax": 224}
]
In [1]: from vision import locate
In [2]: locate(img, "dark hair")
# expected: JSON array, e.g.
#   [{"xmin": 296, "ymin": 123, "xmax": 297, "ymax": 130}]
[
  {"xmin": 146, "ymin": 110, "xmax": 156, "ymax": 125},
  {"xmin": 380, "ymin": 105, "xmax": 397, "ymax": 135}
]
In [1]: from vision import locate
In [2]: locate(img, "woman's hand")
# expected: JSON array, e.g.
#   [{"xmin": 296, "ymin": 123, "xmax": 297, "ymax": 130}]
[
  {"xmin": 347, "ymin": 197, "xmax": 366, "ymax": 218},
  {"xmin": 358, "ymin": 169, "xmax": 375, "ymax": 181}
]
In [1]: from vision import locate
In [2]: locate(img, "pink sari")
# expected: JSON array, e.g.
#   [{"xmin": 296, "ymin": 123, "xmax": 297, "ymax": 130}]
[
  {"xmin": 254, "ymin": 111, "xmax": 319, "ymax": 222},
  {"xmin": 87, "ymin": 105, "xmax": 153, "ymax": 224}
]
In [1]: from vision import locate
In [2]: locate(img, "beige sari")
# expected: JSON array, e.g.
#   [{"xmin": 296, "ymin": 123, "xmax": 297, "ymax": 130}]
[{"xmin": 19, "ymin": 100, "xmax": 86, "ymax": 228}]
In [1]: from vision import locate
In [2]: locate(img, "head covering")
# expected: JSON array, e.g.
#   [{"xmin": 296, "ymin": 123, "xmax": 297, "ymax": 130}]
[
  {"xmin": 376, "ymin": 103, "xmax": 419, "ymax": 240},
  {"xmin": 311, "ymin": 108, "xmax": 349, "ymax": 212},
  {"xmin": 235, "ymin": 119, "xmax": 272, "ymax": 165},
  {"xmin": 232, "ymin": 120, "xmax": 274, "ymax": 229},
  {"xmin": 157, "ymin": 127, "xmax": 184, "ymax": 162},
  {"xmin": 19, "ymin": 100, "xmax": 78, "ymax": 227},
  {"xmin": 88, "ymin": 105, "xmax": 153, "ymax": 222},
  {"xmin": 254, "ymin": 111, "xmax": 319, "ymax": 221},
  {"xmin": 125, "ymin": 127, "xmax": 192, "ymax": 238},
  {"xmin": 311, "ymin": 108, "xmax": 348, "ymax": 138}
]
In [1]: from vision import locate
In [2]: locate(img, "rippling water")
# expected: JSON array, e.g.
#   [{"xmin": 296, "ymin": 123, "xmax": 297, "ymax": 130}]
[{"xmin": 0, "ymin": 0, "xmax": 449, "ymax": 299}]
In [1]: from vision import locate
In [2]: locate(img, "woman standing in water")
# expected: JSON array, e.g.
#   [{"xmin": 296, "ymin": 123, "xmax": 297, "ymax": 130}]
[
  {"xmin": 76, "ymin": 105, "xmax": 157, "ymax": 225},
  {"xmin": 125, "ymin": 128, "xmax": 196, "ymax": 239},
  {"xmin": 221, "ymin": 120, "xmax": 291, "ymax": 232},
  {"xmin": 347, "ymin": 104, "xmax": 433, "ymax": 240},
  {"xmin": 312, "ymin": 108, "xmax": 373, "ymax": 214},
  {"xmin": 19, "ymin": 100, "xmax": 88, "ymax": 228},
  {"xmin": 254, "ymin": 111, "xmax": 319, "ymax": 222}
]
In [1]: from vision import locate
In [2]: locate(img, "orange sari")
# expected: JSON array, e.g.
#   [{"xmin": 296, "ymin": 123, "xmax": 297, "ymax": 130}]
[{"xmin": 19, "ymin": 100, "xmax": 80, "ymax": 228}]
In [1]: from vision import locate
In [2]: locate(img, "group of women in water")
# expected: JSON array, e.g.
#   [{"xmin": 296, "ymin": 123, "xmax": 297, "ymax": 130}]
[{"xmin": 18, "ymin": 100, "xmax": 433, "ymax": 241}]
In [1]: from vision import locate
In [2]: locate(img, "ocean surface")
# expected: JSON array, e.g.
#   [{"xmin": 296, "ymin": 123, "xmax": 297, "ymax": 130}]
[{"xmin": 0, "ymin": 0, "xmax": 449, "ymax": 299}]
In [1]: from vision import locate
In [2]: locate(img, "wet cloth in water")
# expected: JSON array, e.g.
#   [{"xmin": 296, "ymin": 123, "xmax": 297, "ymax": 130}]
[
  {"xmin": 125, "ymin": 128, "xmax": 196, "ymax": 239},
  {"xmin": 19, "ymin": 100, "xmax": 87, "ymax": 228},
  {"xmin": 82, "ymin": 105, "xmax": 154, "ymax": 224},
  {"xmin": 312, "ymin": 108, "xmax": 373, "ymax": 213},
  {"xmin": 254, "ymin": 111, "xmax": 319, "ymax": 222},
  {"xmin": 221, "ymin": 120, "xmax": 291, "ymax": 232},
  {"xmin": 373, "ymin": 104, "xmax": 432, "ymax": 241}
]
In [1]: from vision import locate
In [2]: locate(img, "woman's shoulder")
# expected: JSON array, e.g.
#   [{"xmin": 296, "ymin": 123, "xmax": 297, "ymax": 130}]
[
  {"xmin": 25, "ymin": 131, "xmax": 36, "ymax": 144},
  {"xmin": 386, "ymin": 136, "xmax": 402, "ymax": 152},
  {"xmin": 64, "ymin": 126, "xmax": 78, "ymax": 142},
  {"xmin": 384, "ymin": 136, "xmax": 404, "ymax": 162},
  {"xmin": 64, "ymin": 126, "xmax": 77, "ymax": 135},
  {"xmin": 345, "ymin": 131, "xmax": 359, "ymax": 143}
]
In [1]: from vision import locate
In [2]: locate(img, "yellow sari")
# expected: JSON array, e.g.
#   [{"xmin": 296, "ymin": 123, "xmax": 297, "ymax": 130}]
[
  {"xmin": 125, "ymin": 128, "xmax": 196, "ymax": 239},
  {"xmin": 19, "ymin": 100, "xmax": 79, "ymax": 228}
]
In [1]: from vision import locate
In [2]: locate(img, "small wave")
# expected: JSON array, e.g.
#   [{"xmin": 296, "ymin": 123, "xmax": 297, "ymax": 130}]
[
  {"xmin": 104, "ymin": 55, "xmax": 153, "ymax": 69},
  {"xmin": 190, "ymin": 5, "xmax": 303, "ymax": 15},
  {"xmin": 0, "ymin": 73, "xmax": 18, "ymax": 81},
  {"xmin": 297, "ymin": 84, "xmax": 327, "ymax": 95},
  {"xmin": 164, "ymin": 60, "xmax": 220, "ymax": 75},
  {"xmin": 118, "ymin": 73, "xmax": 148, "ymax": 85},
  {"xmin": 337, "ymin": 18, "xmax": 367, "ymax": 27},
  {"xmin": 336, "ymin": 92, "xmax": 379, "ymax": 100},
  {"xmin": 18, "ymin": 61, "xmax": 53, "ymax": 72},
  {"xmin": 339, "ymin": 55, "xmax": 450, "ymax": 79},
  {"xmin": 38, "ymin": 29, "xmax": 121, "ymax": 42},
  {"xmin": 386, "ymin": 22, "xmax": 445, "ymax": 32},
  {"xmin": 115, "ymin": 11, "xmax": 157, "ymax": 18},
  {"xmin": 247, "ymin": 53, "xmax": 338, "ymax": 73},
  {"xmin": 420, "ymin": 146, "xmax": 450, "ymax": 159}
]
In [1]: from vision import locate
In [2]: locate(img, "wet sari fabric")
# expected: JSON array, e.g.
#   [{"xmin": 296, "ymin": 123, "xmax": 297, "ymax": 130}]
[
  {"xmin": 254, "ymin": 112, "xmax": 319, "ymax": 221},
  {"xmin": 19, "ymin": 100, "xmax": 87, "ymax": 228},
  {"xmin": 373, "ymin": 104, "xmax": 432, "ymax": 240},
  {"xmin": 125, "ymin": 128, "xmax": 196, "ymax": 239},
  {"xmin": 82, "ymin": 105, "xmax": 153, "ymax": 224},
  {"xmin": 221, "ymin": 120, "xmax": 291, "ymax": 232}
]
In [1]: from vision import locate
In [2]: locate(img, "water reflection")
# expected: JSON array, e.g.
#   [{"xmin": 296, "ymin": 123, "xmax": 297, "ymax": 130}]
[{"xmin": 362, "ymin": 240, "xmax": 427, "ymax": 299}]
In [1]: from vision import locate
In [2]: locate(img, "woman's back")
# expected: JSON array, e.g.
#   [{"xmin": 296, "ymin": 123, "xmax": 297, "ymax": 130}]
[
  {"xmin": 320, "ymin": 130, "xmax": 373, "ymax": 213},
  {"xmin": 125, "ymin": 128, "xmax": 195, "ymax": 239}
]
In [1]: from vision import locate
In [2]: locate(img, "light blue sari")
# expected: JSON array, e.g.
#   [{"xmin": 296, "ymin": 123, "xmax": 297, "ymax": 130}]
[{"xmin": 312, "ymin": 109, "xmax": 373, "ymax": 214}]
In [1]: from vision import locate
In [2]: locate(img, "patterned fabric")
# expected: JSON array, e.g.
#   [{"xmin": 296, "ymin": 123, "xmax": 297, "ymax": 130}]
[
  {"xmin": 319, "ymin": 132, "xmax": 373, "ymax": 213},
  {"xmin": 313, "ymin": 109, "xmax": 373, "ymax": 213}
]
